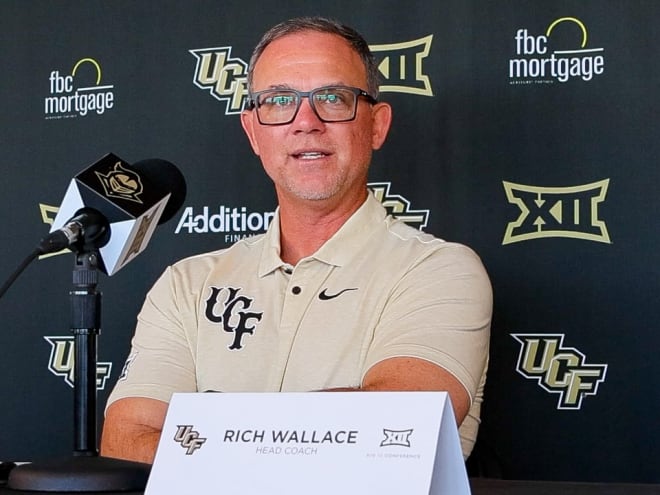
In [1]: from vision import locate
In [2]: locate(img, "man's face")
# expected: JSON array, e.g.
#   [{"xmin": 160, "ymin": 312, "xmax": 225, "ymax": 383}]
[{"xmin": 241, "ymin": 31, "xmax": 391, "ymax": 207}]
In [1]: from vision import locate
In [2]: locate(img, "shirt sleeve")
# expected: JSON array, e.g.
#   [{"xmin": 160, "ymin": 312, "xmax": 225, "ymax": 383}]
[
  {"xmin": 105, "ymin": 266, "xmax": 198, "ymax": 409},
  {"xmin": 362, "ymin": 242, "xmax": 492, "ymax": 402}
]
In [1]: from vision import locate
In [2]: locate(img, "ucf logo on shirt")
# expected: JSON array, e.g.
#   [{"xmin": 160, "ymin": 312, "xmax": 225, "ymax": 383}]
[{"xmin": 204, "ymin": 286, "xmax": 263, "ymax": 350}]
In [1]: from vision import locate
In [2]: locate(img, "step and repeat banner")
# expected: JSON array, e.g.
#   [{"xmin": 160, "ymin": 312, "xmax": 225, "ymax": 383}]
[{"xmin": 1, "ymin": 0, "xmax": 658, "ymax": 484}]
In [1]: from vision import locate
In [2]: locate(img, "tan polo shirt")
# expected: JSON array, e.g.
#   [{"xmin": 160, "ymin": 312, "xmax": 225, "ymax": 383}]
[{"xmin": 107, "ymin": 192, "xmax": 492, "ymax": 457}]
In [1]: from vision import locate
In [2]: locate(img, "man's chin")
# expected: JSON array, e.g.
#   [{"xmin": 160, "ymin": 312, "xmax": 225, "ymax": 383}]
[{"xmin": 284, "ymin": 183, "xmax": 341, "ymax": 202}]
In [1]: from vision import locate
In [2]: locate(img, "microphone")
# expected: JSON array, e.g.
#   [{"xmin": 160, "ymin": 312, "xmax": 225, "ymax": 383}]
[
  {"xmin": 38, "ymin": 207, "xmax": 111, "ymax": 255},
  {"xmin": 41, "ymin": 153, "xmax": 186, "ymax": 275}
]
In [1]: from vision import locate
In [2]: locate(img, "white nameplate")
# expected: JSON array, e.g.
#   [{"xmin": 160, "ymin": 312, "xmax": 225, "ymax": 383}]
[{"xmin": 146, "ymin": 391, "xmax": 470, "ymax": 494}]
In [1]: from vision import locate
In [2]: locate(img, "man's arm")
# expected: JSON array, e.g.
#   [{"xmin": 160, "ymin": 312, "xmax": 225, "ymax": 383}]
[
  {"xmin": 100, "ymin": 397, "xmax": 168, "ymax": 464},
  {"xmin": 327, "ymin": 356, "xmax": 470, "ymax": 423},
  {"xmin": 100, "ymin": 357, "xmax": 469, "ymax": 465}
]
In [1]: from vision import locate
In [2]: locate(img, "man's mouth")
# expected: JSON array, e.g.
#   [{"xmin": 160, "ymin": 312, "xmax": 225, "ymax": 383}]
[{"xmin": 292, "ymin": 151, "xmax": 329, "ymax": 160}]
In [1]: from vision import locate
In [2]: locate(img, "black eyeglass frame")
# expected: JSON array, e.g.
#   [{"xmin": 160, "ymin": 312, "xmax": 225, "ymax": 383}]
[{"xmin": 246, "ymin": 85, "xmax": 378, "ymax": 125}]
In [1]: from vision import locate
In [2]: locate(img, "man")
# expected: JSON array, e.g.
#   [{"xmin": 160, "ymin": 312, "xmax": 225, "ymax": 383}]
[{"xmin": 101, "ymin": 16, "xmax": 492, "ymax": 463}]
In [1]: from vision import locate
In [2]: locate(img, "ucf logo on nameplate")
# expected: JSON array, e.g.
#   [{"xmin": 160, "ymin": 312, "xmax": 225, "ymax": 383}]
[{"xmin": 146, "ymin": 392, "xmax": 470, "ymax": 494}]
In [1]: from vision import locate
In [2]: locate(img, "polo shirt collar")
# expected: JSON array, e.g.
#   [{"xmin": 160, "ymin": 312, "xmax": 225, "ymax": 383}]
[{"xmin": 258, "ymin": 192, "xmax": 386, "ymax": 277}]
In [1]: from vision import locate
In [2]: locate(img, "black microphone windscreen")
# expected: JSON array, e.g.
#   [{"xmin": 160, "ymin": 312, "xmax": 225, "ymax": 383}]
[{"xmin": 131, "ymin": 159, "xmax": 187, "ymax": 224}]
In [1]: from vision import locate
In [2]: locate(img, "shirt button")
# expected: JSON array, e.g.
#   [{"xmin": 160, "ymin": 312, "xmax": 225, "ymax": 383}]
[{"xmin": 291, "ymin": 286, "xmax": 301, "ymax": 295}]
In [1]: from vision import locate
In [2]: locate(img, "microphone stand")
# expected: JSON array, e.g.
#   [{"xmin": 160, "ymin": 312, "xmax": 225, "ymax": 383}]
[{"xmin": 7, "ymin": 251, "xmax": 151, "ymax": 492}]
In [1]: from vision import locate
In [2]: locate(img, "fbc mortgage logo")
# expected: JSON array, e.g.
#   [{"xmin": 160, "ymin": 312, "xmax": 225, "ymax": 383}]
[{"xmin": 45, "ymin": 57, "xmax": 115, "ymax": 119}]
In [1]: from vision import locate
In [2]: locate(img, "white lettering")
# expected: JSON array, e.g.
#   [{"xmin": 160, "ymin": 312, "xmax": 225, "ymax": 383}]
[
  {"xmin": 175, "ymin": 206, "xmax": 275, "ymax": 234},
  {"xmin": 510, "ymin": 27, "xmax": 605, "ymax": 84},
  {"xmin": 509, "ymin": 54, "xmax": 604, "ymax": 83}
]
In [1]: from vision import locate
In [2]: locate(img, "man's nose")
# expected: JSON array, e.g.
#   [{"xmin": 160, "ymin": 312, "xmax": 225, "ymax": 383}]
[{"xmin": 291, "ymin": 96, "xmax": 324, "ymax": 130}]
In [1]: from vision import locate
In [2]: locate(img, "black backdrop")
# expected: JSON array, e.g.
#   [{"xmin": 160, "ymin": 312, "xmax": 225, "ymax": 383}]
[{"xmin": 1, "ymin": 0, "xmax": 658, "ymax": 484}]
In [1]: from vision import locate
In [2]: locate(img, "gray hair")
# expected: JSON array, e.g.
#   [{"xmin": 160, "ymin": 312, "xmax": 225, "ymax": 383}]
[{"xmin": 247, "ymin": 16, "xmax": 381, "ymax": 99}]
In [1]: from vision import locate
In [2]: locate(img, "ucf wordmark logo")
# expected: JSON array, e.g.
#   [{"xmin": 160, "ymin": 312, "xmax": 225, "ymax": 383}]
[
  {"xmin": 205, "ymin": 286, "xmax": 263, "ymax": 350},
  {"xmin": 369, "ymin": 182, "xmax": 429, "ymax": 230},
  {"xmin": 174, "ymin": 425, "xmax": 207, "ymax": 455},
  {"xmin": 190, "ymin": 46, "xmax": 249, "ymax": 115},
  {"xmin": 44, "ymin": 336, "xmax": 112, "ymax": 390},
  {"xmin": 511, "ymin": 334, "xmax": 607, "ymax": 409},
  {"xmin": 502, "ymin": 179, "xmax": 610, "ymax": 244}
]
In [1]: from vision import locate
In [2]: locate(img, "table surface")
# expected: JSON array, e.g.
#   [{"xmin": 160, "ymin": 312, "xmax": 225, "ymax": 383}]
[
  {"xmin": 2, "ymin": 478, "xmax": 660, "ymax": 495},
  {"xmin": 470, "ymin": 478, "xmax": 660, "ymax": 495}
]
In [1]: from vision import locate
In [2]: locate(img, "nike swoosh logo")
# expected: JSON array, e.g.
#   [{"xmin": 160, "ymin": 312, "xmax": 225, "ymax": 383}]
[{"xmin": 318, "ymin": 288, "xmax": 358, "ymax": 300}]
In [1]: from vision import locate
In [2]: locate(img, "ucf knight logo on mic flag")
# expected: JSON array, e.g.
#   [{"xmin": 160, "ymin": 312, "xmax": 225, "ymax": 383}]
[{"xmin": 49, "ymin": 153, "xmax": 171, "ymax": 275}]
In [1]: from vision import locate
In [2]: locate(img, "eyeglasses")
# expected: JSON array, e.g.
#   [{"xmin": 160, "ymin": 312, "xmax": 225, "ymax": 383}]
[{"xmin": 246, "ymin": 85, "xmax": 378, "ymax": 125}]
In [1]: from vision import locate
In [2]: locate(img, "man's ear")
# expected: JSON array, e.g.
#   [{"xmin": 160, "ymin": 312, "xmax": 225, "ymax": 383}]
[
  {"xmin": 371, "ymin": 102, "xmax": 393, "ymax": 150},
  {"xmin": 240, "ymin": 110, "xmax": 261, "ymax": 155}
]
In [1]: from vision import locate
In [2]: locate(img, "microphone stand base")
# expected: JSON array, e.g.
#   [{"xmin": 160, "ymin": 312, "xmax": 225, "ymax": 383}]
[{"xmin": 6, "ymin": 455, "xmax": 150, "ymax": 492}]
